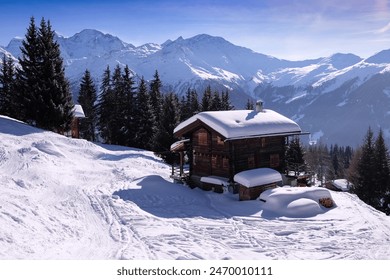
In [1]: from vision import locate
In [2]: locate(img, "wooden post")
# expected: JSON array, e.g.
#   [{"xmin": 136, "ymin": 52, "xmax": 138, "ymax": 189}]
[
  {"xmin": 179, "ymin": 151, "xmax": 184, "ymax": 176},
  {"xmin": 228, "ymin": 141, "xmax": 235, "ymax": 183}
]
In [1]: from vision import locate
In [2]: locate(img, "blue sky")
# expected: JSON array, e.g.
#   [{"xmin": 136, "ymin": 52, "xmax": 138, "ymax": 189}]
[{"xmin": 1, "ymin": 0, "xmax": 390, "ymax": 60}]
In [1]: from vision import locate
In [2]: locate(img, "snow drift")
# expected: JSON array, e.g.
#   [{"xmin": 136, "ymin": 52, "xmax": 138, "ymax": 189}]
[{"xmin": 1, "ymin": 115, "xmax": 390, "ymax": 260}]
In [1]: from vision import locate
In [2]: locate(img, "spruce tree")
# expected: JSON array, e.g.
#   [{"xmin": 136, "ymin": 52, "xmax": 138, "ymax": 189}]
[
  {"xmin": 16, "ymin": 17, "xmax": 74, "ymax": 132},
  {"xmin": 39, "ymin": 19, "xmax": 74, "ymax": 132},
  {"xmin": 180, "ymin": 88, "xmax": 200, "ymax": 121},
  {"xmin": 285, "ymin": 137, "xmax": 306, "ymax": 176},
  {"xmin": 97, "ymin": 66, "xmax": 114, "ymax": 143},
  {"xmin": 180, "ymin": 88, "xmax": 192, "ymax": 121},
  {"xmin": 77, "ymin": 69, "xmax": 97, "ymax": 141},
  {"xmin": 149, "ymin": 70, "xmax": 162, "ymax": 123},
  {"xmin": 352, "ymin": 127, "xmax": 376, "ymax": 206},
  {"xmin": 245, "ymin": 99, "xmax": 254, "ymax": 110},
  {"xmin": 221, "ymin": 90, "xmax": 233, "ymax": 110},
  {"xmin": 0, "ymin": 55, "xmax": 16, "ymax": 117},
  {"xmin": 122, "ymin": 65, "xmax": 137, "ymax": 147},
  {"xmin": 201, "ymin": 85, "xmax": 212, "ymax": 111},
  {"xmin": 149, "ymin": 70, "xmax": 163, "ymax": 150},
  {"xmin": 154, "ymin": 92, "xmax": 180, "ymax": 162},
  {"xmin": 373, "ymin": 129, "xmax": 390, "ymax": 207},
  {"xmin": 210, "ymin": 90, "xmax": 221, "ymax": 111},
  {"xmin": 189, "ymin": 89, "xmax": 200, "ymax": 116},
  {"xmin": 134, "ymin": 77, "xmax": 155, "ymax": 150},
  {"xmin": 15, "ymin": 17, "xmax": 41, "ymax": 123},
  {"xmin": 110, "ymin": 65, "xmax": 124, "ymax": 145}
]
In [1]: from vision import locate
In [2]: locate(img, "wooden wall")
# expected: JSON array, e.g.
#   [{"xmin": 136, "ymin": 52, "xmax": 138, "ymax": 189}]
[
  {"xmin": 232, "ymin": 136, "xmax": 286, "ymax": 175},
  {"xmin": 190, "ymin": 125, "xmax": 287, "ymax": 181},
  {"xmin": 192, "ymin": 128, "xmax": 230, "ymax": 178}
]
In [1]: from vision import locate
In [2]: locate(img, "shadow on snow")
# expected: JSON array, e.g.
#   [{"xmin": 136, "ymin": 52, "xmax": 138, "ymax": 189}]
[{"xmin": 113, "ymin": 175, "xmax": 264, "ymax": 219}]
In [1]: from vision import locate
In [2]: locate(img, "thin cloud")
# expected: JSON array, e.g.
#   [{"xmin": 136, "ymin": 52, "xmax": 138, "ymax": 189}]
[{"xmin": 377, "ymin": 22, "xmax": 390, "ymax": 33}]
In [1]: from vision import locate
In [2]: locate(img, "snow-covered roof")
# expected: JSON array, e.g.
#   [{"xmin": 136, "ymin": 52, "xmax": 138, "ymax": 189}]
[
  {"xmin": 332, "ymin": 179, "xmax": 352, "ymax": 192},
  {"xmin": 73, "ymin": 104, "xmax": 86, "ymax": 118},
  {"xmin": 170, "ymin": 139, "xmax": 190, "ymax": 151},
  {"xmin": 200, "ymin": 176, "xmax": 229, "ymax": 186},
  {"xmin": 234, "ymin": 168, "xmax": 282, "ymax": 188},
  {"xmin": 174, "ymin": 109, "xmax": 302, "ymax": 139}
]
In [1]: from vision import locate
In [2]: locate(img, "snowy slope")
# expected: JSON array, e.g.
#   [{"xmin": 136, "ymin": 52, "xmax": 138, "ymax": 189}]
[{"xmin": 1, "ymin": 115, "xmax": 390, "ymax": 260}]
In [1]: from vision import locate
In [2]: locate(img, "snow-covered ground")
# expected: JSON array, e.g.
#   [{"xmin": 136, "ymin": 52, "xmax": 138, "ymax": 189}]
[{"xmin": 1, "ymin": 115, "xmax": 390, "ymax": 260}]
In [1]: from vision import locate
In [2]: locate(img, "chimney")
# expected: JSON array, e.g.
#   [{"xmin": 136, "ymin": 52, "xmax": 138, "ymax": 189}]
[{"xmin": 256, "ymin": 99, "xmax": 264, "ymax": 112}]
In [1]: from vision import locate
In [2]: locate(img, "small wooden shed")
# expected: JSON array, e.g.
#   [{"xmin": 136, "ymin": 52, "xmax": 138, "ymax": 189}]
[{"xmin": 234, "ymin": 168, "xmax": 283, "ymax": 200}]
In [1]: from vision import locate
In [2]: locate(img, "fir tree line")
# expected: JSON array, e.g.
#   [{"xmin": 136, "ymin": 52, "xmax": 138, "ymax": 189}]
[
  {"xmin": 305, "ymin": 143, "xmax": 354, "ymax": 185},
  {"xmin": 76, "ymin": 65, "xmax": 234, "ymax": 162},
  {"xmin": 285, "ymin": 138, "xmax": 354, "ymax": 186}
]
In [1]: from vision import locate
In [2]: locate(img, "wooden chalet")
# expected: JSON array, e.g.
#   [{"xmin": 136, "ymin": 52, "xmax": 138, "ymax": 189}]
[{"xmin": 171, "ymin": 101, "xmax": 306, "ymax": 200}]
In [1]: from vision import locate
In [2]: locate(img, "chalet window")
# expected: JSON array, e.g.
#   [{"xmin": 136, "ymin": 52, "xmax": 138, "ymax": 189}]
[
  {"xmin": 261, "ymin": 138, "xmax": 267, "ymax": 148},
  {"xmin": 248, "ymin": 155, "xmax": 255, "ymax": 169},
  {"xmin": 217, "ymin": 136, "xmax": 224, "ymax": 146},
  {"xmin": 198, "ymin": 132, "xmax": 208, "ymax": 146},
  {"xmin": 223, "ymin": 157, "xmax": 229, "ymax": 170},
  {"xmin": 212, "ymin": 155, "xmax": 217, "ymax": 168},
  {"xmin": 270, "ymin": 153, "xmax": 280, "ymax": 168}
]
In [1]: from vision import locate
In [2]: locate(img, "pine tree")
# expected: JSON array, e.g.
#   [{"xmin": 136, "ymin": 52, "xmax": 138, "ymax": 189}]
[
  {"xmin": 154, "ymin": 92, "xmax": 181, "ymax": 162},
  {"xmin": 97, "ymin": 66, "xmax": 114, "ymax": 143},
  {"xmin": 201, "ymin": 85, "xmax": 212, "ymax": 111},
  {"xmin": 40, "ymin": 19, "xmax": 74, "ymax": 132},
  {"xmin": 210, "ymin": 90, "xmax": 221, "ymax": 111},
  {"xmin": 122, "ymin": 65, "xmax": 137, "ymax": 147},
  {"xmin": 149, "ymin": 70, "xmax": 162, "ymax": 123},
  {"xmin": 189, "ymin": 89, "xmax": 200, "ymax": 116},
  {"xmin": 149, "ymin": 70, "xmax": 163, "ymax": 150},
  {"xmin": 180, "ymin": 88, "xmax": 192, "ymax": 121},
  {"xmin": 221, "ymin": 90, "xmax": 233, "ymax": 110},
  {"xmin": 16, "ymin": 17, "xmax": 74, "ymax": 132},
  {"xmin": 77, "ymin": 69, "xmax": 97, "ymax": 141},
  {"xmin": 352, "ymin": 127, "xmax": 377, "ymax": 206},
  {"xmin": 134, "ymin": 77, "xmax": 155, "ymax": 150},
  {"xmin": 285, "ymin": 137, "xmax": 306, "ymax": 176},
  {"xmin": 15, "ymin": 17, "xmax": 41, "ymax": 123},
  {"xmin": 110, "ymin": 65, "xmax": 125, "ymax": 145},
  {"xmin": 245, "ymin": 99, "xmax": 254, "ymax": 110},
  {"xmin": 0, "ymin": 55, "xmax": 16, "ymax": 117},
  {"xmin": 373, "ymin": 129, "xmax": 390, "ymax": 207}
]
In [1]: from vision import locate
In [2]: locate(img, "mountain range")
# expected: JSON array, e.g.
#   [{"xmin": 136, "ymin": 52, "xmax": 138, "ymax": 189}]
[{"xmin": 2, "ymin": 29, "xmax": 390, "ymax": 147}]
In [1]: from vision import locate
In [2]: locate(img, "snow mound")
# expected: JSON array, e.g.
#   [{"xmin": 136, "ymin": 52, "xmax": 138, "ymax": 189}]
[{"xmin": 260, "ymin": 187, "xmax": 335, "ymax": 218}]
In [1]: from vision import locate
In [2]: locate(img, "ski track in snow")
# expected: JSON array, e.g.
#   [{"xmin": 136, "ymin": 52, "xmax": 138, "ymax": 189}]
[{"xmin": 1, "ymin": 116, "xmax": 390, "ymax": 260}]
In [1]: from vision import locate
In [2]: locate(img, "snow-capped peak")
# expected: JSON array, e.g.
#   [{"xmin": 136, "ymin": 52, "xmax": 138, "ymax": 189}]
[
  {"xmin": 364, "ymin": 49, "xmax": 390, "ymax": 64},
  {"xmin": 4, "ymin": 30, "xmax": 390, "ymax": 145}
]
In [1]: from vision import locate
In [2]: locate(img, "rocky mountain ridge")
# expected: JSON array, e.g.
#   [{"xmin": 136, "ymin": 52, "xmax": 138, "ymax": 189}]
[{"xmin": 2, "ymin": 29, "xmax": 390, "ymax": 146}]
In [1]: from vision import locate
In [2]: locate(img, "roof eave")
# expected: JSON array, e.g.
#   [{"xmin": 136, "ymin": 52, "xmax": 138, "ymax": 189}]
[{"xmin": 224, "ymin": 131, "xmax": 310, "ymax": 142}]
